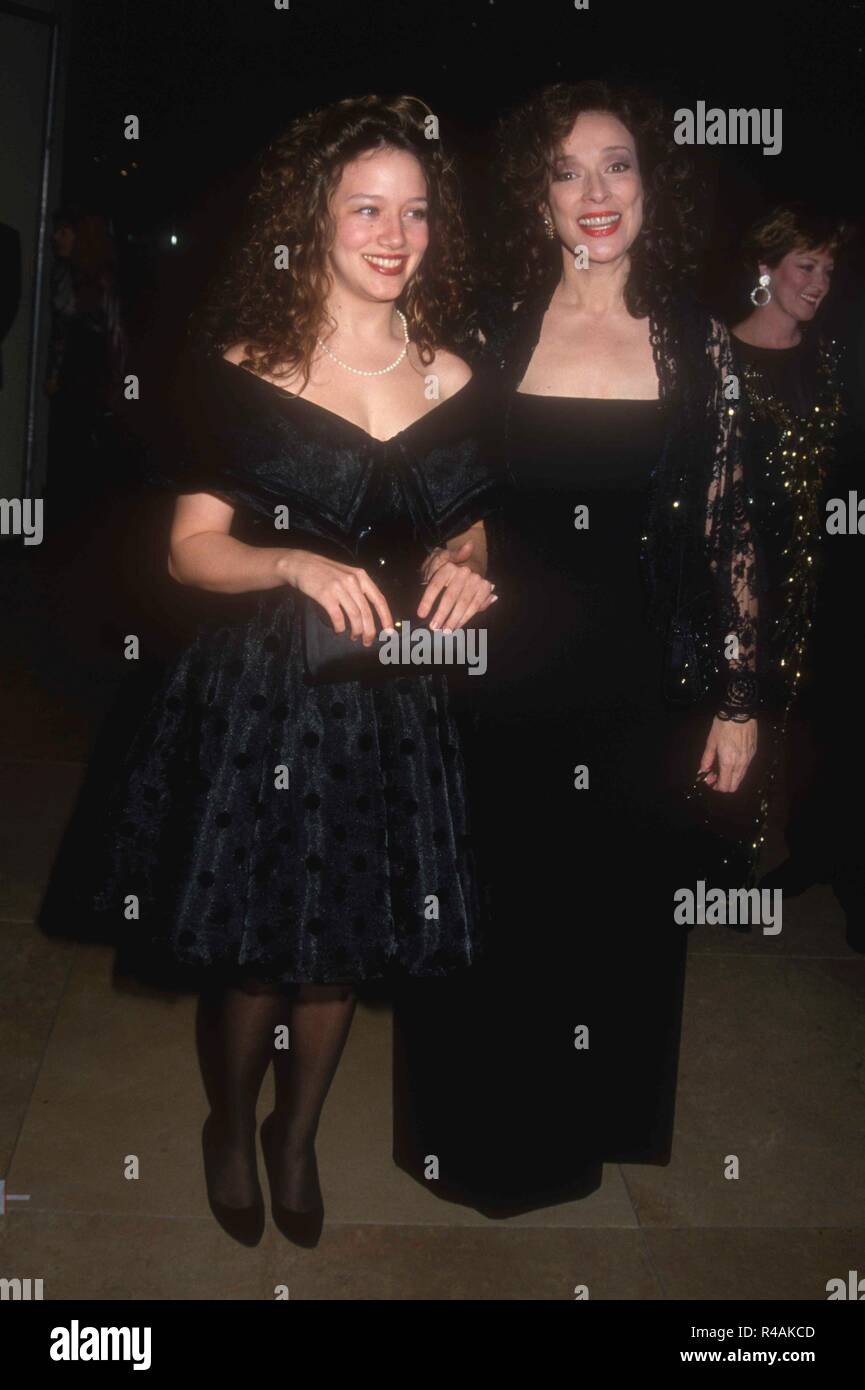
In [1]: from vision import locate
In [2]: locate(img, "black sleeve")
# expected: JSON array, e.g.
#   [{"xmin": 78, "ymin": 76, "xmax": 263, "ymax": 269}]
[{"xmin": 704, "ymin": 317, "xmax": 759, "ymax": 721}]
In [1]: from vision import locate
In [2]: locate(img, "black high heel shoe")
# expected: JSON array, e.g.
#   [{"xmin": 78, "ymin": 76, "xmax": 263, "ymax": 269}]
[
  {"xmin": 260, "ymin": 1113, "xmax": 325, "ymax": 1248},
  {"xmin": 201, "ymin": 1115, "xmax": 266, "ymax": 1246}
]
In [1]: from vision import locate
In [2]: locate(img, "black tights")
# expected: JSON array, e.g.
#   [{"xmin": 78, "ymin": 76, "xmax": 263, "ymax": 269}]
[{"xmin": 196, "ymin": 977, "xmax": 357, "ymax": 1209}]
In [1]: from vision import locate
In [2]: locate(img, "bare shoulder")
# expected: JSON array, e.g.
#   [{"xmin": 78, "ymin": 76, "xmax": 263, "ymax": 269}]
[
  {"xmin": 423, "ymin": 347, "xmax": 473, "ymax": 399},
  {"xmin": 221, "ymin": 339, "xmax": 299, "ymax": 392}
]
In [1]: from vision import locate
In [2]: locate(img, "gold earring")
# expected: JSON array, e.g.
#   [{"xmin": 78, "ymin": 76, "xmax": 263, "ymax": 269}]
[{"xmin": 543, "ymin": 216, "xmax": 556, "ymax": 240}]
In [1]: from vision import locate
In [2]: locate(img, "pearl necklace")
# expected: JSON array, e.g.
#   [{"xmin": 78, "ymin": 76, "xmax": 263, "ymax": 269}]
[{"xmin": 317, "ymin": 310, "xmax": 409, "ymax": 377}]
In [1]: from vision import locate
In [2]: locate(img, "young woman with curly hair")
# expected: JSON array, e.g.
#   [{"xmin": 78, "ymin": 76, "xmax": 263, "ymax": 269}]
[
  {"xmin": 394, "ymin": 81, "xmax": 759, "ymax": 1215},
  {"xmin": 90, "ymin": 94, "xmax": 499, "ymax": 1246}
]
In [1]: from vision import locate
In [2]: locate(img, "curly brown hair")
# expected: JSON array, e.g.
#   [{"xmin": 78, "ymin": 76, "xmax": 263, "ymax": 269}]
[
  {"xmin": 194, "ymin": 94, "xmax": 472, "ymax": 389},
  {"xmin": 492, "ymin": 80, "xmax": 701, "ymax": 319}
]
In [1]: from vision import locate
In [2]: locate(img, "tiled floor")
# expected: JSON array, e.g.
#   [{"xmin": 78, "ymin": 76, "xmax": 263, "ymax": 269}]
[{"xmin": 1, "ymin": 500, "xmax": 863, "ymax": 1299}]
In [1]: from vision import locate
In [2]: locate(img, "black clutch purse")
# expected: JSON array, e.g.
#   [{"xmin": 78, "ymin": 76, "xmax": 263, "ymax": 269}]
[
  {"xmin": 301, "ymin": 596, "xmax": 427, "ymax": 685},
  {"xmin": 302, "ymin": 549, "xmax": 438, "ymax": 685},
  {"xmin": 301, "ymin": 505, "xmax": 488, "ymax": 684}
]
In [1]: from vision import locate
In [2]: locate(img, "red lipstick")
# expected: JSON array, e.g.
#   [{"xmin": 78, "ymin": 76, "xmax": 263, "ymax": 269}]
[{"xmin": 576, "ymin": 211, "xmax": 622, "ymax": 238}]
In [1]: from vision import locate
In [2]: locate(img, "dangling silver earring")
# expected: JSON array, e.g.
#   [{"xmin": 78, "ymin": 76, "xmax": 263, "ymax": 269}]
[
  {"xmin": 750, "ymin": 273, "xmax": 771, "ymax": 307},
  {"xmin": 543, "ymin": 216, "xmax": 556, "ymax": 240}
]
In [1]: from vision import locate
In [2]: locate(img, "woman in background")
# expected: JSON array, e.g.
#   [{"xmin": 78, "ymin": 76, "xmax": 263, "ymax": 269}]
[{"xmin": 729, "ymin": 205, "xmax": 859, "ymax": 945}]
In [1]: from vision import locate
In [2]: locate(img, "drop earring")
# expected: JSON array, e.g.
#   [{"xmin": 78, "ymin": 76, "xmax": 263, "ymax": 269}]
[
  {"xmin": 543, "ymin": 216, "xmax": 556, "ymax": 240},
  {"xmin": 750, "ymin": 273, "xmax": 771, "ymax": 307}
]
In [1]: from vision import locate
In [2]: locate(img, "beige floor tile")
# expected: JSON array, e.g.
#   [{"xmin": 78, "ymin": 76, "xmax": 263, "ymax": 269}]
[
  {"xmin": 8, "ymin": 941, "xmax": 211, "ymax": 1220},
  {"xmin": 687, "ymin": 882, "xmax": 851, "ymax": 960},
  {"xmin": 0, "ymin": 1211, "xmax": 660, "ymax": 1300},
  {"xmin": 0, "ymin": 1210, "xmax": 282, "ymax": 1300},
  {"xmin": 623, "ymin": 954, "xmax": 865, "ymax": 1227},
  {"xmin": 10, "ymin": 939, "xmax": 636, "ymax": 1228},
  {"xmin": 0, "ymin": 919, "xmax": 74, "ymax": 1172},
  {"xmin": 269, "ymin": 1225, "xmax": 662, "ymax": 1299},
  {"xmin": 644, "ymin": 1227, "xmax": 865, "ymax": 1300}
]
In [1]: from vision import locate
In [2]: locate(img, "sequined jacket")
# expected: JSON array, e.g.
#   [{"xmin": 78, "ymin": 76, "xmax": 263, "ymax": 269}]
[{"xmin": 734, "ymin": 332, "xmax": 843, "ymax": 702}]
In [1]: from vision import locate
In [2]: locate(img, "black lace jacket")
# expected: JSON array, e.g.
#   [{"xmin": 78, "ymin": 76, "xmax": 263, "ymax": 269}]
[{"xmin": 469, "ymin": 284, "xmax": 759, "ymax": 721}]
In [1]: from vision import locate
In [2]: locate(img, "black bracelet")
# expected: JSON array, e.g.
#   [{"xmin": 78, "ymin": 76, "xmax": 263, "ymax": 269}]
[{"xmin": 717, "ymin": 669, "xmax": 759, "ymax": 722}]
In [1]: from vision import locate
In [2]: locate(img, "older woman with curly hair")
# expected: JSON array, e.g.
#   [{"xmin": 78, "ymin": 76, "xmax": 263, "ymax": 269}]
[
  {"xmin": 90, "ymin": 94, "xmax": 499, "ymax": 1246},
  {"xmin": 394, "ymin": 80, "xmax": 759, "ymax": 1215}
]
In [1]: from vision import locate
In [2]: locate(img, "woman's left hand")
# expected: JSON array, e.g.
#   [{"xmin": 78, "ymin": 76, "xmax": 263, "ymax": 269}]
[
  {"xmin": 697, "ymin": 716, "xmax": 758, "ymax": 793},
  {"xmin": 417, "ymin": 540, "xmax": 497, "ymax": 631}
]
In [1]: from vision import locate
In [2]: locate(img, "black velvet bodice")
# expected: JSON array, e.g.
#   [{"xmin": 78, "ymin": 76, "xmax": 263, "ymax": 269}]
[{"xmin": 148, "ymin": 355, "xmax": 501, "ymax": 565}]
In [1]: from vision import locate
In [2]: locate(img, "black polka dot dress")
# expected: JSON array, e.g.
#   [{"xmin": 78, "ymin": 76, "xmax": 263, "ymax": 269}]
[{"xmin": 93, "ymin": 353, "xmax": 500, "ymax": 987}]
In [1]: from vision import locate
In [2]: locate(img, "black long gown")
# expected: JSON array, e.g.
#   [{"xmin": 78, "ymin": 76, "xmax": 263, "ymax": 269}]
[{"xmin": 393, "ymin": 393, "xmax": 702, "ymax": 1213}]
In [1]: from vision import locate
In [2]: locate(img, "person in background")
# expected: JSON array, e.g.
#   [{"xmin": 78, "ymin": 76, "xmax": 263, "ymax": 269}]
[
  {"xmin": 728, "ymin": 205, "xmax": 860, "ymax": 948},
  {"xmin": 45, "ymin": 206, "xmax": 128, "ymax": 509}
]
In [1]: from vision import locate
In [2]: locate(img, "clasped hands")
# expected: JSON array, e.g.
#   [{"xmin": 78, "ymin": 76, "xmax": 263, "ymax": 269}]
[
  {"xmin": 286, "ymin": 533, "xmax": 495, "ymax": 646},
  {"xmin": 416, "ymin": 537, "xmax": 497, "ymax": 632},
  {"xmin": 290, "ymin": 541, "xmax": 754, "ymax": 791}
]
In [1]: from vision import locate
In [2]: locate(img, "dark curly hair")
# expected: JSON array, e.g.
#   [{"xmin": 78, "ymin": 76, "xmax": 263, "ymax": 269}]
[
  {"xmin": 194, "ymin": 94, "xmax": 472, "ymax": 388},
  {"xmin": 493, "ymin": 80, "xmax": 701, "ymax": 319}
]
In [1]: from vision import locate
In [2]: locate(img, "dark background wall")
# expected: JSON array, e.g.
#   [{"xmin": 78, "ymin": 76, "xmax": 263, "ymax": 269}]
[
  {"xmin": 0, "ymin": 0, "xmax": 65, "ymax": 498},
  {"xmin": 57, "ymin": 0, "xmax": 865, "ymax": 364}
]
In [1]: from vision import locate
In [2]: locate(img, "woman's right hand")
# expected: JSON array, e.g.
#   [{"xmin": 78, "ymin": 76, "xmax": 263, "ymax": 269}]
[
  {"xmin": 697, "ymin": 714, "xmax": 758, "ymax": 793},
  {"xmin": 283, "ymin": 552, "xmax": 394, "ymax": 646}
]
